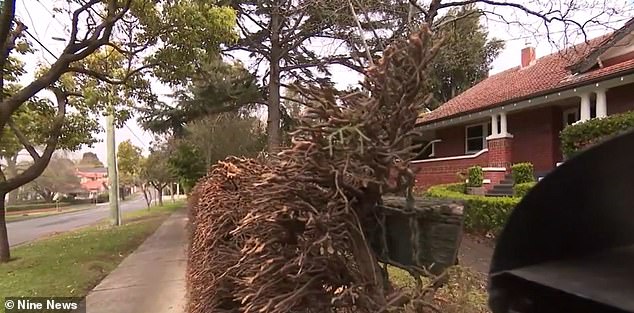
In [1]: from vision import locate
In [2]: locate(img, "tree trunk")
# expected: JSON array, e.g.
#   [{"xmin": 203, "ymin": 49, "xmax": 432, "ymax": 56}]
[
  {"xmin": 170, "ymin": 184, "xmax": 175, "ymax": 203},
  {"xmin": 142, "ymin": 185, "xmax": 152, "ymax": 209},
  {"xmin": 267, "ymin": 3, "xmax": 282, "ymax": 152},
  {"xmin": 157, "ymin": 187, "xmax": 163, "ymax": 206},
  {"xmin": 6, "ymin": 156, "xmax": 17, "ymax": 205},
  {"xmin": 0, "ymin": 192, "xmax": 10, "ymax": 262}
]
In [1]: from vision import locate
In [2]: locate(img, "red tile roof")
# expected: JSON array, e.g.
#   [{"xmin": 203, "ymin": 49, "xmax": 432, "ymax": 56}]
[
  {"xmin": 82, "ymin": 180, "xmax": 107, "ymax": 191},
  {"xmin": 418, "ymin": 34, "xmax": 634, "ymax": 124}
]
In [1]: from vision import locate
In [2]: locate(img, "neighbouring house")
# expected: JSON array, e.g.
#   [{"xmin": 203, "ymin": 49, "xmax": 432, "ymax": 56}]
[
  {"xmin": 412, "ymin": 18, "xmax": 634, "ymax": 191},
  {"xmin": 75, "ymin": 167, "xmax": 109, "ymax": 198}
]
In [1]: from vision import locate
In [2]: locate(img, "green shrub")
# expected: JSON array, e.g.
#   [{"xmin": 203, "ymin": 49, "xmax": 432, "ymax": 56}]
[
  {"xmin": 446, "ymin": 183, "xmax": 466, "ymax": 193},
  {"xmin": 466, "ymin": 166, "xmax": 483, "ymax": 187},
  {"xmin": 560, "ymin": 111, "xmax": 634, "ymax": 157},
  {"xmin": 511, "ymin": 163, "xmax": 534, "ymax": 184},
  {"xmin": 6, "ymin": 202, "xmax": 71, "ymax": 212},
  {"xmin": 427, "ymin": 184, "xmax": 519, "ymax": 234},
  {"xmin": 514, "ymin": 182, "xmax": 536, "ymax": 198},
  {"xmin": 96, "ymin": 193, "xmax": 109, "ymax": 203}
]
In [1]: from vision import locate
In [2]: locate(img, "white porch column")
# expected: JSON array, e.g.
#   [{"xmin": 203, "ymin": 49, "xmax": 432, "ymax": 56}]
[
  {"xmin": 491, "ymin": 114, "xmax": 499, "ymax": 135},
  {"xmin": 596, "ymin": 89, "xmax": 607, "ymax": 118},
  {"xmin": 499, "ymin": 112, "xmax": 508, "ymax": 135},
  {"xmin": 580, "ymin": 93, "xmax": 591, "ymax": 122}
]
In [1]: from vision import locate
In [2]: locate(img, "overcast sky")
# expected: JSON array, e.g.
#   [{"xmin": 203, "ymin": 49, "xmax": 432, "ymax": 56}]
[{"xmin": 13, "ymin": 0, "xmax": 633, "ymax": 164}]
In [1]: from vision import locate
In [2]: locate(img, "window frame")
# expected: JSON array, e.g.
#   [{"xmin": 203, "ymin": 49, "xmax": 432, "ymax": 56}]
[
  {"xmin": 465, "ymin": 122, "xmax": 489, "ymax": 154},
  {"xmin": 563, "ymin": 107, "xmax": 580, "ymax": 126}
]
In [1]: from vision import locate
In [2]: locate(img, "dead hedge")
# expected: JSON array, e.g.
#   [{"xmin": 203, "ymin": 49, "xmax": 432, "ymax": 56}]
[{"xmin": 187, "ymin": 23, "xmax": 446, "ymax": 313}]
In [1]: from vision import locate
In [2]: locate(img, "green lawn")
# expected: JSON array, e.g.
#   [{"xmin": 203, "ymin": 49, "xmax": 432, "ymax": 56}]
[{"xmin": 0, "ymin": 202, "xmax": 184, "ymax": 302}]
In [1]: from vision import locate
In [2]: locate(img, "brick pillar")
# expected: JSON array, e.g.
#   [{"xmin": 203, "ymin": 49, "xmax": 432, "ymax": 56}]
[
  {"xmin": 487, "ymin": 136, "xmax": 513, "ymax": 168},
  {"xmin": 484, "ymin": 136, "xmax": 513, "ymax": 189}
]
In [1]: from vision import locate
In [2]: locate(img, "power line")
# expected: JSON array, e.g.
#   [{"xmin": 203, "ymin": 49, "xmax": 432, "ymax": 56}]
[
  {"xmin": 34, "ymin": 0, "xmax": 69, "ymax": 33},
  {"xmin": 23, "ymin": 28, "xmax": 58, "ymax": 62},
  {"xmin": 21, "ymin": 0, "xmax": 40, "ymax": 40},
  {"xmin": 124, "ymin": 122, "xmax": 149, "ymax": 148}
]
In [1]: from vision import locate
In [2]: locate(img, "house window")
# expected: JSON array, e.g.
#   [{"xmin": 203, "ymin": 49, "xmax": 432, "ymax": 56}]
[
  {"xmin": 465, "ymin": 123, "xmax": 491, "ymax": 154},
  {"xmin": 563, "ymin": 107, "xmax": 580, "ymax": 126}
]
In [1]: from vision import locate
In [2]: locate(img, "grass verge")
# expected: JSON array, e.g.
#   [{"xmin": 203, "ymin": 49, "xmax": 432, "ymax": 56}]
[
  {"xmin": 0, "ymin": 201, "xmax": 184, "ymax": 304},
  {"xmin": 6, "ymin": 208, "xmax": 87, "ymax": 223},
  {"xmin": 389, "ymin": 266, "xmax": 490, "ymax": 313}
]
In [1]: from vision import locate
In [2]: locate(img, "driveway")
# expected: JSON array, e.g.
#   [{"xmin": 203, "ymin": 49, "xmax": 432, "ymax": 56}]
[{"xmin": 7, "ymin": 196, "xmax": 149, "ymax": 247}]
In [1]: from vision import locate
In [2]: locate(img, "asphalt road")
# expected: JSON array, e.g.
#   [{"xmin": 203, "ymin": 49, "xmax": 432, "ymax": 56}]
[{"xmin": 7, "ymin": 195, "xmax": 148, "ymax": 247}]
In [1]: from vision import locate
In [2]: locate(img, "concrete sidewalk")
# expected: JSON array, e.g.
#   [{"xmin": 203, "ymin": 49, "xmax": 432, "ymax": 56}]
[{"xmin": 83, "ymin": 210, "xmax": 188, "ymax": 313}]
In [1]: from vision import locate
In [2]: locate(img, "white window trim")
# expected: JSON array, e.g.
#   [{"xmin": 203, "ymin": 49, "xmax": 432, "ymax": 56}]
[
  {"xmin": 465, "ymin": 122, "xmax": 489, "ymax": 154},
  {"xmin": 428, "ymin": 139, "xmax": 441, "ymax": 157},
  {"xmin": 410, "ymin": 148, "xmax": 488, "ymax": 164},
  {"xmin": 563, "ymin": 107, "xmax": 580, "ymax": 126}
]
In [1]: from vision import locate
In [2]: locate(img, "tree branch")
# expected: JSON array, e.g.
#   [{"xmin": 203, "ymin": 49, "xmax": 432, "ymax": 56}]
[
  {"xmin": 6, "ymin": 119, "xmax": 41, "ymax": 161},
  {"xmin": 67, "ymin": 62, "xmax": 157, "ymax": 85},
  {"xmin": 1, "ymin": 87, "xmax": 67, "ymax": 192}
]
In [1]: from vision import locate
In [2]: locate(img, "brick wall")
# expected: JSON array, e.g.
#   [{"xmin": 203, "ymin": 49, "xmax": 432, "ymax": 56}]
[
  {"xmin": 508, "ymin": 106, "xmax": 560, "ymax": 173},
  {"xmin": 411, "ymin": 151, "xmax": 488, "ymax": 191},
  {"xmin": 607, "ymin": 83, "xmax": 634, "ymax": 115},
  {"xmin": 434, "ymin": 125, "xmax": 467, "ymax": 157}
]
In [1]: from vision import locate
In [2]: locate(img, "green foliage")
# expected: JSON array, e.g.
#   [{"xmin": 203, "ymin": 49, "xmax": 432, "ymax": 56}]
[
  {"xmin": 141, "ymin": 145, "xmax": 176, "ymax": 191},
  {"xmin": 167, "ymin": 141, "xmax": 207, "ymax": 192},
  {"xmin": 466, "ymin": 166, "xmax": 483, "ymax": 187},
  {"xmin": 511, "ymin": 163, "xmax": 534, "ymax": 184},
  {"xmin": 560, "ymin": 111, "xmax": 634, "ymax": 157},
  {"xmin": 96, "ymin": 193, "xmax": 110, "ymax": 203},
  {"xmin": 446, "ymin": 183, "xmax": 466, "ymax": 193},
  {"xmin": 139, "ymin": 60, "xmax": 260, "ymax": 136},
  {"xmin": 139, "ymin": 2, "xmax": 238, "ymax": 86},
  {"xmin": 427, "ymin": 184, "xmax": 519, "ymax": 234},
  {"xmin": 117, "ymin": 140, "xmax": 143, "ymax": 187},
  {"xmin": 514, "ymin": 182, "xmax": 536, "ymax": 198},
  {"xmin": 428, "ymin": 5, "xmax": 505, "ymax": 108},
  {"xmin": 6, "ymin": 202, "xmax": 71, "ymax": 212}
]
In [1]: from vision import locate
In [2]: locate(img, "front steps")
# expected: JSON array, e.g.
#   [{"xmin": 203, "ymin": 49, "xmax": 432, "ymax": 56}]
[{"xmin": 485, "ymin": 174, "xmax": 515, "ymax": 197}]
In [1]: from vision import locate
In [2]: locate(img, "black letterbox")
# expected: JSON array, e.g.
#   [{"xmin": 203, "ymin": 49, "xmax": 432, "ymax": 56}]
[{"xmin": 488, "ymin": 129, "xmax": 634, "ymax": 313}]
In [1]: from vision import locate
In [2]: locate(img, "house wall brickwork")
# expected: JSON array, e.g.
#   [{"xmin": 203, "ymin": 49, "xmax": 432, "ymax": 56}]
[
  {"xmin": 411, "ymin": 82, "xmax": 634, "ymax": 191},
  {"xmin": 508, "ymin": 106, "xmax": 561, "ymax": 174},
  {"xmin": 434, "ymin": 125, "xmax": 467, "ymax": 157},
  {"xmin": 487, "ymin": 137, "xmax": 513, "ymax": 168},
  {"xmin": 411, "ymin": 152, "xmax": 489, "ymax": 191},
  {"xmin": 607, "ymin": 83, "xmax": 634, "ymax": 115}
]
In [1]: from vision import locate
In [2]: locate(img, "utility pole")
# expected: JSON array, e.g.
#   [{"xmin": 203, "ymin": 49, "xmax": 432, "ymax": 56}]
[{"xmin": 106, "ymin": 91, "xmax": 121, "ymax": 226}]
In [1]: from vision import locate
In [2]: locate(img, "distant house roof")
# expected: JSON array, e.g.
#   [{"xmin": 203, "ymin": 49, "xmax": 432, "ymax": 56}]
[{"xmin": 418, "ymin": 19, "xmax": 634, "ymax": 125}]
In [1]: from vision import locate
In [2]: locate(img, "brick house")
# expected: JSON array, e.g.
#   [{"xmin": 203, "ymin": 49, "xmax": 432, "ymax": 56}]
[
  {"xmin": 75, "ymin": 167, "xmax": 108, "ymax": 197},
  {"xmin": 412, "ymin": 19, "xmax": 634, "ymax": 191}
]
